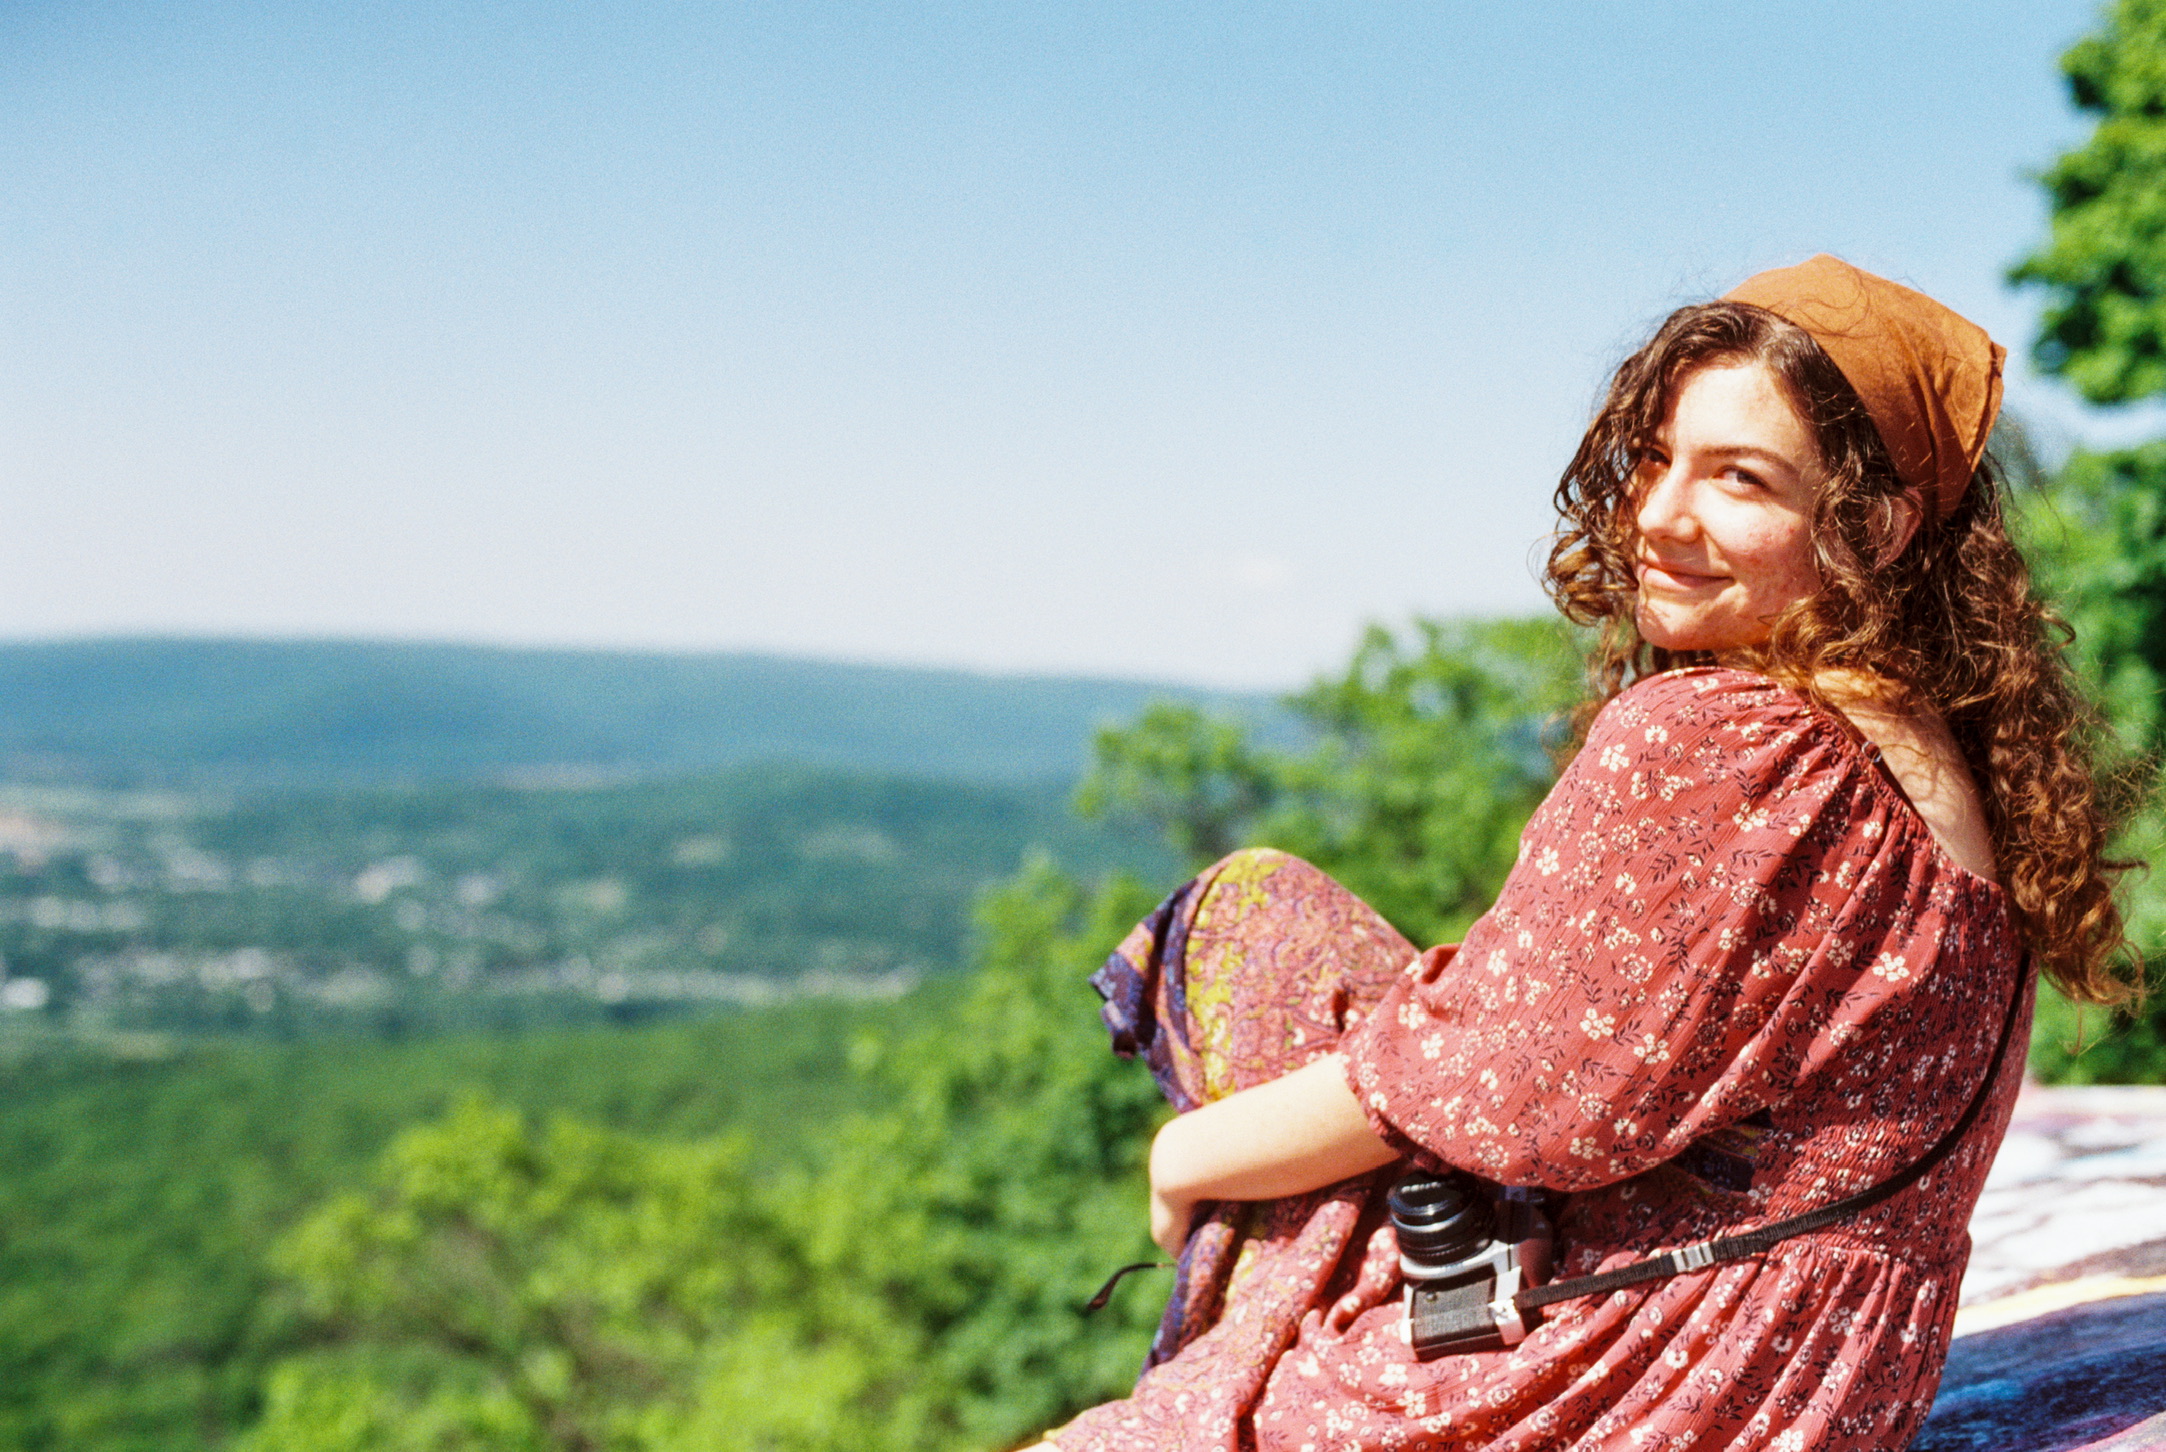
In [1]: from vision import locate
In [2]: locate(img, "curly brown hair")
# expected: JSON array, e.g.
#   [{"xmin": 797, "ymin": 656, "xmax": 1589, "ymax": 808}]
[{"xmin": 1545, "ymin": 300, "xmax": 2137, "ymax": 1005}]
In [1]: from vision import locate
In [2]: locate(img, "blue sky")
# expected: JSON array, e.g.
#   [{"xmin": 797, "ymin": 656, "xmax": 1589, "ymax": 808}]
[{"xmin": 0, "ymin": 0, "xmax": 2138, "ymax": 687}]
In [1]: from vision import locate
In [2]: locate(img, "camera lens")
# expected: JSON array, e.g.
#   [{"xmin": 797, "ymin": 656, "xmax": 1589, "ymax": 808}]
[{"xmin": 1389, "ymin": 1171, "xmax": 1493, "ymax": 1277}]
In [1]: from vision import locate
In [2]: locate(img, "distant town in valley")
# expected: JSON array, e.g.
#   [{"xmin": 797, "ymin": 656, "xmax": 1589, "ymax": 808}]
[{"xmin": 0, "ymin": 638, "xmax": 1207, "ymax": 1040}]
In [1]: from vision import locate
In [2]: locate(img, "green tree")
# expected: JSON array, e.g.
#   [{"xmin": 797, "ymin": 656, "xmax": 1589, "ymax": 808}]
[
  {"xmin": 731, "ymin": 860, "xmax": 1170, "ymax": 1451},
  {"xmin": 235, "ymin": 1100, "xmax": 787, "ymax": 1452},
  {"xmin": 2007, "ymin": 446, "xmax": 2166, "ymax": 1078},
  {"xmin": 234, "ymin": 573, "xmax": 2165, "ymax": 1452},
  {"xmin": 1080, "ymin": 617, "xmax": 1582, "ymax": 944},
  {"xmin": 2009, "ymin": 0, "xmax": 2166, "ymax": 1076},
  {"xmin": 2012, "ymin": 0, "xmax": 2166, "ymax": 405},
  {"xmin": 238, "ymin": 860, "xmax": 1170, "ymax": 1452},
  {"xmin": 1072, "ymin": 706, "xmax": 1276, "ymax": 866},
  {"xmin": 2014, "ymin": 444, "xmax": 2166, "ymax": 763},
  {"xmin": 2009, "ymin": 0, "xmax": 2166, "ymax": 764}
]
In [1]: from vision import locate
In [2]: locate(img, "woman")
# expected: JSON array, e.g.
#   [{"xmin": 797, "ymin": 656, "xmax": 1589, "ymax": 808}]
[{"xmin": 1045, "ymin": 257, "xmax": 2135, "ymax": 1452}]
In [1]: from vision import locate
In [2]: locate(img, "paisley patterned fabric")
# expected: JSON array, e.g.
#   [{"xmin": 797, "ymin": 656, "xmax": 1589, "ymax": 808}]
[
  {"xmin": 1085, "ymin": 848, "xmax": 1417, "ymax": 1415},
  {"xmin": 1055, "ymin": 668, "xmax": 2031, "ymax": 1452}
]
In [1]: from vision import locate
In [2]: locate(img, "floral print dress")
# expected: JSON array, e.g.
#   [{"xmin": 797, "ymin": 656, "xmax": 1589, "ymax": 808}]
[{"xmin": 1057, "ymin": 667, "xmax": 2029, "ymax": 1452}]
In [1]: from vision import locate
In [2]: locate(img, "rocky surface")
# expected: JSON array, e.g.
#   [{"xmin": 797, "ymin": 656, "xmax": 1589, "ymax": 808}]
[
  {"xmin": 1961, "ymin": 1084, "xmax": 2166, "ymax": 1306},
  {"xmin": 1915, "ymin": 1085, "xmax": 2166, "ymax": 1450}
]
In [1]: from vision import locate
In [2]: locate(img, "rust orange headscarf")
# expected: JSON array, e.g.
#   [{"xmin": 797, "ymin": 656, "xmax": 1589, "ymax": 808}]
[{"xmin": 1724, "ymin": 255, "xmax": 2005, "ymax": 516}]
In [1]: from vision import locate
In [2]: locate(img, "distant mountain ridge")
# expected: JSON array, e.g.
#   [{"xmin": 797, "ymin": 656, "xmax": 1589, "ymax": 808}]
[{"xmin": 0, "ymin": 638, "xmax": 1282, "ymax": 789}]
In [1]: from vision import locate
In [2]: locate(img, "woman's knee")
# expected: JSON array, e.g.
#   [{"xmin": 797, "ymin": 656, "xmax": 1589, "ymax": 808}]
[{"xmin": 1198, "ymin": 845, "xmax": 1300, "ymax": 883}]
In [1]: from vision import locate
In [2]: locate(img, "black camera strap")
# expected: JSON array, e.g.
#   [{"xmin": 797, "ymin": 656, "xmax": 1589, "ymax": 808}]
[
  {"xmin": 1512, "ymin": 958, "xmax": 2031, "ymax": 1322},
  {"xmin": 1084, "ymin": 961, "xmax": 2030, "ymax": 1325}
]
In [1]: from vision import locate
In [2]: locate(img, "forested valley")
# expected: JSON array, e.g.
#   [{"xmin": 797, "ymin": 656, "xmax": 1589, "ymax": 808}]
[
  {"xmin": 0, "ymin": 764, "xmax": 1163, "ymax": 1040},
  {"xmin": 0, "ymin": 618, "xmax": 1593, "ymax": 1452}
]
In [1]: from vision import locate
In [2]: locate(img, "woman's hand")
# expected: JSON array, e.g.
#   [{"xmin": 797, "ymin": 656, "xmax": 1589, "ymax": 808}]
[
  {"xmin": 1150, "ymin": 1184, "xmax": 1196, "ymax": 1259},
  {"xmin": 1146, "ymin": 1052, "xmax": 1400, "ymax": 1255}
]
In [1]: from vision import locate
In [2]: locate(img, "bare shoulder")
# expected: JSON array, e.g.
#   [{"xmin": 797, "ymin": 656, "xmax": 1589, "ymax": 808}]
[{"xmin": 1817, "ymin": 672, "xmax": 1998, "ymax": 883}]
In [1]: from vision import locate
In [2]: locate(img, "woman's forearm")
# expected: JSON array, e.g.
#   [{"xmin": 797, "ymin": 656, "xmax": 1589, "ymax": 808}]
[{"xmin": 1148, "ymin": 1053, "xmax": 1400, "ymax": 1253}]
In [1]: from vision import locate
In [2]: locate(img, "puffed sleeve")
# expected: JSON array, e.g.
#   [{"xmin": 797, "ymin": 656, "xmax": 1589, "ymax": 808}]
[{"xmin": 1340, "ymin": 667, "xmax": 1937, "ymax": 1190}]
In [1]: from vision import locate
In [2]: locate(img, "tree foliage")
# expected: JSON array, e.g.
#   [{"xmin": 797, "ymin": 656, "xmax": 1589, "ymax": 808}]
[
  {"xmin": 238, "ymin": 861, "xmax": 1170, "ymax": 1452},
  {"xmin": 770, "ymin": 861, "xmax": 1171, "ymax": 1450},
  {"xmin": 239, "ymin": 1102, "xmax": 772, "ymax": 1452},
  {"xmin": 227, "ymin": 593, "xmax": 2166, "ymax": 1450},
  {"xmin": 2013, "ymin": 0, "xmax": 2166, "ymax": 403},
  {"xmin": 2012, "ymin": 445, "xmax": 2166, "ymax": 767},
  {"xmin": 1079, "ymin": 617, "xmax": 1583, "ymax": 944},
  {"xmin": 0, "ymin": 998, "xmax": 909, "ymax": 1452},
  {"xmin": 2011, "ymin": 456, "xmax": 2166, "ymax": 1078},
  {"xmin": 2004, "ymin": 0, "xmax": 2166, "ymax": 1074}
]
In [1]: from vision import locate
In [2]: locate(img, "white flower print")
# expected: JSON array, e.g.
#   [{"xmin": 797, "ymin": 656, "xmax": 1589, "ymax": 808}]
[{"xmin": 1872, "ymin": 952, "xmax": 1911, "ymax": 982}]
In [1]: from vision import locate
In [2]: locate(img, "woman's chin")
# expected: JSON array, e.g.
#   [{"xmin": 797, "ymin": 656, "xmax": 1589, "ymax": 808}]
[
  {"xmin": 1634, "ymin": 605, "xmax": 1696, "ymax": 653},
  {"xmin": 1635, "ymin": 607, "xmax": 1755, "ymax": 657}
]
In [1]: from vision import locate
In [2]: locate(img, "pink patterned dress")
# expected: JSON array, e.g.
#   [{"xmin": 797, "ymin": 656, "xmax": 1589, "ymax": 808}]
[{"xmin": 1058, "ymin": 667, "xmax": 2029, "ymax": 1452}]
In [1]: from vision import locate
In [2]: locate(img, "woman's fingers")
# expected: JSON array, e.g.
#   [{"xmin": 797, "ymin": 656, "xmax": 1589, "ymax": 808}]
[{"xmin": 1149, "ymin": 1187, "xmax": 1192, "ymax": 1258}]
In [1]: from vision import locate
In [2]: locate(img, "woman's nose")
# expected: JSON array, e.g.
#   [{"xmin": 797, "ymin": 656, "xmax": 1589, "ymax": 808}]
[{"xmin": 1635, "ymin": 464, "xmax": 1697, "ymax": 542}]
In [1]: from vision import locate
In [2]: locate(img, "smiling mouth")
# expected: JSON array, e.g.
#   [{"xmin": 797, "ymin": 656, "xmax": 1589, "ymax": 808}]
[{"xmin": 1638, "ymin": 560, "xmax": 1726, "ymax": 590}]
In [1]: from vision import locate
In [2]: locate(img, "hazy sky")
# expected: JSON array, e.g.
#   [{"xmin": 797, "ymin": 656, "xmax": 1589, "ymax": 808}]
[{"xmin": 0, "ymin": 0, "xmax": 2144, "ymax": 688}]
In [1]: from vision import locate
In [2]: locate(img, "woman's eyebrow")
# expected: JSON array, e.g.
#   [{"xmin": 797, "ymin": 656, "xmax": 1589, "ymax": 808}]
[{"xmin": 1694, "ymin": 443, "xmax": 1805, "ymax": 473}]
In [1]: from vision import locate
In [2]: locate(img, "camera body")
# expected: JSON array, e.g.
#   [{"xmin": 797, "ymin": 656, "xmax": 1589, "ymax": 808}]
[{"xmin": 1389, "ymin": 1170, "xmax": 1556, "ymax": 1359}]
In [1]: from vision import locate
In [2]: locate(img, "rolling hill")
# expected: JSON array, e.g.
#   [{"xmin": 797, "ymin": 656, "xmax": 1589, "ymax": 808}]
[{"xmin": 0, "ymin": 637, "xmax": 1284, "ymax": 789}]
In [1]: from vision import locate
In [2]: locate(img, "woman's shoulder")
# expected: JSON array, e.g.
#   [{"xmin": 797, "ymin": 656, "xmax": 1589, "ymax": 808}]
[
  {"xmin": 1553, "ymin": 665, "xmax": 2009, "ymax": 902},
  {"xmin": 1582, "ymin": 665, "xmax": 1854, "ymax": 772}
]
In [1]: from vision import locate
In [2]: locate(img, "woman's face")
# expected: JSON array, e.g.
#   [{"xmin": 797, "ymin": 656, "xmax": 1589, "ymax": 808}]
[{"xmin": 1630, "ymin": 360, "xmax": 1825, "ymax": 658}]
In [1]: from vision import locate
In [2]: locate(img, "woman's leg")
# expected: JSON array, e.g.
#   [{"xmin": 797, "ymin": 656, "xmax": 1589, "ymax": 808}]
[
  {"xmin": 1058, "ymin": 849, "xmax": 1415, "ymax": 1451},
  {"xmin": 1091, "ymin": 847, "xmax": 1417, "ymax": 1115}
]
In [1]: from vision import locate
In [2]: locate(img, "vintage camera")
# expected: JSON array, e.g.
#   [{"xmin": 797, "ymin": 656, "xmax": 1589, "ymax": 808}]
[{"xmin": 1389, "ymin": 1169, "xmax": 1556, "ymax": 1359}]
